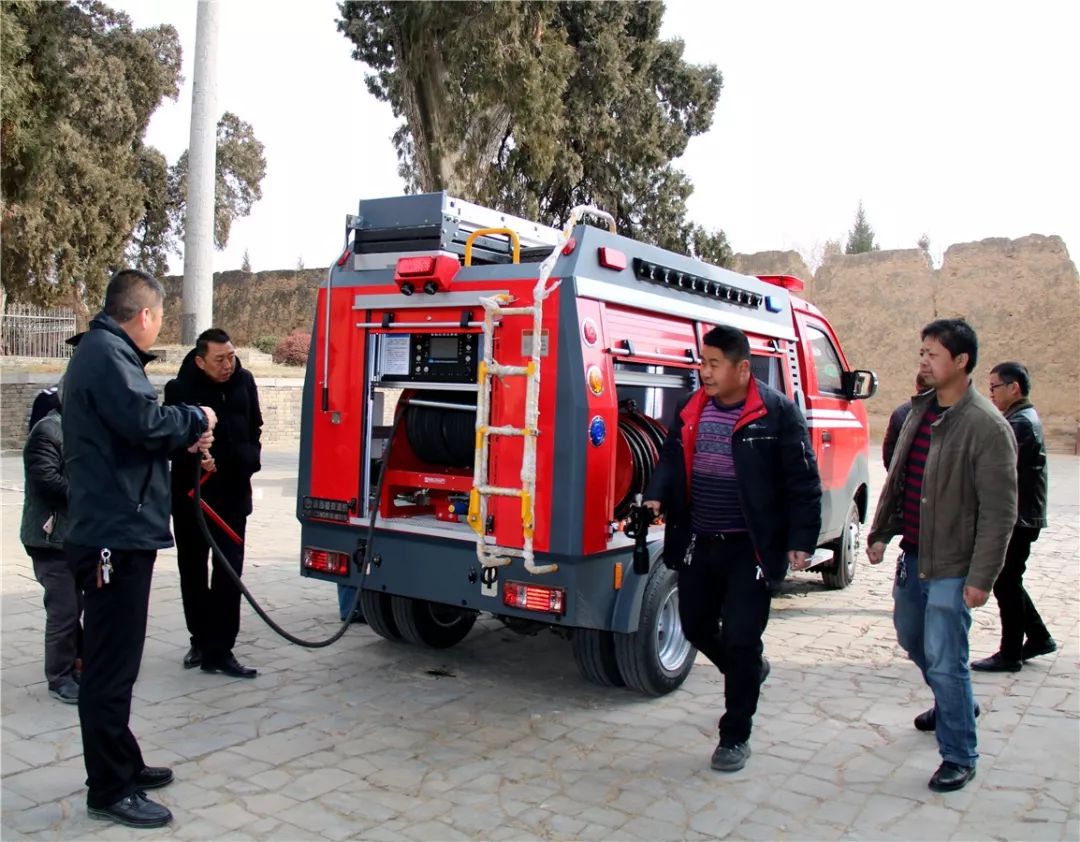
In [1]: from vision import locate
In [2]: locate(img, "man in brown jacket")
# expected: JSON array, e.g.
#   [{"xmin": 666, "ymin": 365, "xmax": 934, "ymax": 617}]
[{"xmin": 867, "ymin": 318, "xmax": 1016, "ymax": 793}]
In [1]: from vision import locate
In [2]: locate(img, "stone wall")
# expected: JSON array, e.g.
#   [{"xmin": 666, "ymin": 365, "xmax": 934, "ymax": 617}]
[
  {"xmin": 1, "ymin": 373, "xmax": 304, "ymax": 452},
  {"xmin": 741, "ymin": 235, "xmax": 1079, "ymax": 449}
]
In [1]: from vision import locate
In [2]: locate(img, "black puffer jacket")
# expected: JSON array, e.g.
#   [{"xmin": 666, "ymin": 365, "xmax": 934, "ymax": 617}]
[
  {"xmin": 62, "ymin": 313, "xmax": 208, "ymax": 550},
  {"xmin": 1004, "ymin": 399, "xmax": 1048, "ymax": 529},
  {"xmin": 644, "ymin": 379, "xmax": 823, "ymax": 585},
  {"xmin": 165, "ymin": 349, "xmax": 263, "ymax": 517},
  {"xmin": 21, "ymin": 410, "xmax": 68, "ymax": 549}
]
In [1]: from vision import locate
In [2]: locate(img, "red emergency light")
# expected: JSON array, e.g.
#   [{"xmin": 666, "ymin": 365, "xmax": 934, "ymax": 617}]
[
  {"xmin": 503, "ymin": 581, "xmax": 566, "ymax": 615},
  {"xmin": 394, "ymin": 255, "xmax": 459, "ymax": 296},
  {"xmin": 302, "ymin": 547, "xmax": 350, "ymax": 576},
  {"xmin": 757, "ymin": 274, "xmax": 806, "ymax": 293}
]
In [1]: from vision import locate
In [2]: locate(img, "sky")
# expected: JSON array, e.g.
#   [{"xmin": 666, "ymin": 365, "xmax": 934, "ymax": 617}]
[{"xmin": 114, "ymin": 0, "xmax": 1080, "ymax": 275}]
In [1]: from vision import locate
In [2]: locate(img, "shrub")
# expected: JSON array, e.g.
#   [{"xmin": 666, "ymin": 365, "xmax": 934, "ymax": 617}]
[
  {"xmin": 253, "ymin": 335, "xmax": 279, "ymax": 355},
  {"xmin": 272, "ymin": 330, "xmax": 311, "ymax": 367}
]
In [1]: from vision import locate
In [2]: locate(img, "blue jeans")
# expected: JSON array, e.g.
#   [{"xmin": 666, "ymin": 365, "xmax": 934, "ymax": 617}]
[
  {"xmin": 892, "ymin": 551, "xmax": 977, "ymax": 767},
  {"xmin": 337, "ymin": 585, "xmax": 362, "ymax": 622}
]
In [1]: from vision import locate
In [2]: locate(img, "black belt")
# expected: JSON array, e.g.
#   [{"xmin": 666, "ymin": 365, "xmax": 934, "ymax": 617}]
[{"xmin": 693, "ymin": 531, "xmax": 751, "ymax": 544}]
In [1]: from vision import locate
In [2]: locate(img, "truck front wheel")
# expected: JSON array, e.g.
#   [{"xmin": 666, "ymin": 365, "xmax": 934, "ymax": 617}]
[
  {"xmin": 822, "ymin": 501, "xmax": 860, "ymax": 590},
  {"xmin": 390, "ymin": 596, "xmax": 477, "ymax": 649},
  {"xmin": 614, "ymin": 564, "xmax": 696, "ymax": 696}
]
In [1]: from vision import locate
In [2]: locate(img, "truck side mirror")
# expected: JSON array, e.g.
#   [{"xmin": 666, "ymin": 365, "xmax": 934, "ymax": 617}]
[{"xmin": 841, "ymin": 369, "xmax": 878, "ymax": 401}]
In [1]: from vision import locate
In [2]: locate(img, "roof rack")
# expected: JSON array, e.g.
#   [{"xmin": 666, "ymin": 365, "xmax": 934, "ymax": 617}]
[{"xmin": 346, "ymin": 193, "xmax": 561, "ymax": 270}]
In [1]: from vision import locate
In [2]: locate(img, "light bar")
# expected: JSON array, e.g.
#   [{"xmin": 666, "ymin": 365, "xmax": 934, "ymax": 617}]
[
  {"xmin": 503, "ymin": 581, "xmax": 566, "ymax": 615},
  {"xmin": 632, "ymin": 258, "xmax": 764, "ymax": 309}
]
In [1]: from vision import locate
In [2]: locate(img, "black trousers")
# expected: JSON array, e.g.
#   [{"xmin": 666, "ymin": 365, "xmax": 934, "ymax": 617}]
[
  {"xmin": 993, "ymin": 525, "xmax": 1051, "ymax": 660},
  {"xmin": 67, "ymin": 544, "xmax": 154, "ymax": 808},
  {"xmin": 678, "ymin": 533, "xmax": 772, "ymax": 745},
  {"xmin": 26, "ymin": 545, "xmax": 83, "ymax": 688},
  {"xmin": 173, "ymin": 500, "xmax": 247, "ymax": 661}
]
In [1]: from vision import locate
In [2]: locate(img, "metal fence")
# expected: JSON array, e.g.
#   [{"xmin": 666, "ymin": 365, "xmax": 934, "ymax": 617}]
[{"xmin": 1, "ymin": 304, "xmax": 77, "ymax": 358}]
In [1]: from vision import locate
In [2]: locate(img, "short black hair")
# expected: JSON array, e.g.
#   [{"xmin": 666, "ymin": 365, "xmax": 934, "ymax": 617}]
[
  {"xmin": 921, "ymin": 318, "xmax": 978, "ymax": 374},
  {"xmin": 702, "ymin": 325, "xmax": 750, "ymax": 364},
  {"xmin": 196, "ymin": 327, "xmax": 232, "ymax": 358},
  {"xmin": 991, "ymin": 361, "xmax": 1031, "ymax": 396},
  {"xmin": 103, "ymin": 269, "xmax": 164, "ymax": 323}
]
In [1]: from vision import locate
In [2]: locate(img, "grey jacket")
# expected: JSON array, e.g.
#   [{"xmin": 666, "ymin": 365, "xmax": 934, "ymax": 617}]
[
  {"xmin": 20, "ymin": 410, "xmax": 68, "ymax": 549},
  {"xmin": 868, "ymin": 384, "xmax": 1017, "ymax": 592}
]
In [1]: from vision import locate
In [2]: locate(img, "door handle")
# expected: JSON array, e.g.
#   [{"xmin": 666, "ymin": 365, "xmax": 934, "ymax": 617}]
[{"xmin": 822, "ymin": 430, "xmax": 832, "ymax": 446}]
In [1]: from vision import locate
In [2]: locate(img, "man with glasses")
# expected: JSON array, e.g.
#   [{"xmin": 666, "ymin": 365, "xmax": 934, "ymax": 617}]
[{"xmin": 972, "ymin": 363, "xmax": 1055, "ymax": 672}]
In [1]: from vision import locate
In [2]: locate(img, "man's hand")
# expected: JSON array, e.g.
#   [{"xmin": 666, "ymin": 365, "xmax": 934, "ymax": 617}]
[
  {"xmin": 788, "ymin": 550, "xmax": 811, "ymax": 571},
  {"xmin": 200, "ymin": 454, "xmax": 216, "ymax": 473},
  {"xmin": 198, "ymin": 406, "xmax": 218, "ymax": 430},
  {"xmin": 643, "ymin": 500, "xmax": 662, "ymax": 516},
  {"xmin": 187, "ymin": 430, "xmax": 214, "ymax": 454},
  {"xmin": 867, "ymin": 541, "xmax": 887, "ymax": 565},
  {"xmin": 963, "ymin": 585, "xmax": 990, "ymax": 608}
]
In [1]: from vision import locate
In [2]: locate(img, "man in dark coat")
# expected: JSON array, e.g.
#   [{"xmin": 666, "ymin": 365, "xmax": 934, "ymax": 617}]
[
  {"xmin": 644, "ymin": 325, "xmax": 822, "ymax": 773},
  {"xmin": 972, "ymin": 361, "xmax": 1055, "ymax": 671},
  {"xmin": 882, "ymin": 373, "xmax": 929, "ymax": 469},
  {"xmin": 64, "ymin": 269, "xmax": 215, "ymax": 828},
  {"xmin": 165, "ymin": 327, "xmax": 263, "ymax": 679}
]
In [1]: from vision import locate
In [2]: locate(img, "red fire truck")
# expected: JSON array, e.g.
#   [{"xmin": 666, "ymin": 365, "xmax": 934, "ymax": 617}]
[{"xmin": 298, "ymin": 193, "xmax": 877, "ymax": 695}]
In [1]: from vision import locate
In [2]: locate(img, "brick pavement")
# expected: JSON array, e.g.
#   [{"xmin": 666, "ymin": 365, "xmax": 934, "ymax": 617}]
[{"xmin": 1, "ymin": 451, "xmax": 1077, "ymax": 841}]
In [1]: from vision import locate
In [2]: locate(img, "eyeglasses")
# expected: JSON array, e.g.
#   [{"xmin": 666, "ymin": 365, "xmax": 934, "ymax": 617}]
[{"xmin": 988, "ymin": 382, "xmax": 1008, "ymax": 392}]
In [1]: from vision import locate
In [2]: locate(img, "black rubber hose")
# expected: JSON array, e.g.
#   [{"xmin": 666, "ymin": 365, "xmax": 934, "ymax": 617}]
[{"xmin": 191, "ymin": 403, "xmax": 407, "ymax": 648}]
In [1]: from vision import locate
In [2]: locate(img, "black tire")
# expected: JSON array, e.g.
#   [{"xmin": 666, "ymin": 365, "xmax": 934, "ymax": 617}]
[
  {"xmin": 572, "ymin": 628, "xmax": 626, "ymax": 687},
  {"xmin": 614, "ymin": 564, "xmax": 696, "ymax": 696},
  {"xmin": 822, "ymin": 501, "xmax": 860, "ymax": 590},
  {"xmin": 360, "ymin": 589, "xmax": 402, "ymax": 641},
  {"xmin": 390, "ymin": 596, "xmax": 477, "ymax": 649}
]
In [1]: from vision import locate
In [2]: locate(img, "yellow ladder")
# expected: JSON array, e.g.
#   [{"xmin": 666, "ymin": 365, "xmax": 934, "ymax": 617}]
[{"xmin": 466, "ymin": 207, "xmax": 616, "ymax": 575}]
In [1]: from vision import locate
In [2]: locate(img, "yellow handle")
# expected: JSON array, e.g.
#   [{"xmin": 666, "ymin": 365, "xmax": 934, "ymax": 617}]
[{"xmin": 464, "ymin": 227, "xmax": 521, "ymax": 267}]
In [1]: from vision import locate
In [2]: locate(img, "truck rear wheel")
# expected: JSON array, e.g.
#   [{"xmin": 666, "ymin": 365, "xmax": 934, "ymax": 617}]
[
  {"xmin": 390, "ymin": 596, "xmax": 477, "ymax": 649},
  {"xmin": 360, "ymin": 589, "xmax": 402, "ymax": 641},
  {"xmin": 572, "ymin": 628, "xmax": 626, "ymax": 687},
  {"xmin": 614, "ymin": 564, "xmax": 695, "ymax": 696},
  {"xmin": 822, "ymin": 501, "xmax": 860, "ymax": 590}
]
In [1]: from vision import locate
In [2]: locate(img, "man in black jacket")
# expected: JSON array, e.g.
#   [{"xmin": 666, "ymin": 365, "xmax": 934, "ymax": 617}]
[
  {"xmin": 644, "ymin": 325, "xmax": 822, "ymax": 772},
  {"xmin": 972, "ymin": 362, "xmax": 1055, "ymax": 672},
  {"xmin": 882, "ymin": 373, "xmax": 929, "ymax": 469},
  {"xmin": 165, "ymin": 328, "xmax": 262, "ymax": 679},
  {"xmin": 64, "ymin": 269, "xmax": 215, "ymax": 828}
]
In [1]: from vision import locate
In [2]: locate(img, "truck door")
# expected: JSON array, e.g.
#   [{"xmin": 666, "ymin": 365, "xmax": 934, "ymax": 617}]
[{"xmin": 797, "ymin": 316, "xmax": 860, "ymax": 542}]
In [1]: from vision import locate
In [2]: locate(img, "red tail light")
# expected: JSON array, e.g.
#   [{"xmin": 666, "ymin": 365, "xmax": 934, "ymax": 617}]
[
  {"xmin": 503, "ymin": 581, "xmax": 566, "ymax": 615},
  {"xmin": 302, "ymin": 547, "xmax": 350, "ymax": 576}
]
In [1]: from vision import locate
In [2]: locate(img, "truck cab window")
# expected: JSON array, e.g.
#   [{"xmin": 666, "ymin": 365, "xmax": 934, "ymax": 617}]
[
  {"xmin": 807, "ymin": 326, "xmax": 844, "ymax": 395},
  {"xmin": 750, "ymin": 354, "xmax": 782, "ymax": 391}
]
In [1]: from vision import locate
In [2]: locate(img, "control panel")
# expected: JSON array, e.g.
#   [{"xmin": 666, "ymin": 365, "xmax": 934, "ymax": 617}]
[{"xmin": 378, "ymin": 333, "xmax": 480, "ymax": 383}]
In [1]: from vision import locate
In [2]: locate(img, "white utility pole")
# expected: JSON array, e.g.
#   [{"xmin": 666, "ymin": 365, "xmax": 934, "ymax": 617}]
[{"xmin": 181, "ymin": 0, "xmax": 220, "ymax": 344}]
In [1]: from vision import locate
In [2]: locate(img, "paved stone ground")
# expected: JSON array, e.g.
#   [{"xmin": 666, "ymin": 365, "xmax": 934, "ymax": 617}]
[{"xmin": 2, "ymin": 451, "xmax": 1077, "ymax": 841}]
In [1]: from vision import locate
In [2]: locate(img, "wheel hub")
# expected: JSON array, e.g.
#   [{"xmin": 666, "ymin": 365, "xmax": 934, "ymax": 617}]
[{"xmin": 656, "ymin": 587, "xmax": 693, "ymax": 672}]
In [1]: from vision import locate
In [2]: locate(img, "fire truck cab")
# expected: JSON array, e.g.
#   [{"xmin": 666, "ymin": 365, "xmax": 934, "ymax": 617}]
[{"xmin": 298, "ymin": 193, "xmax": 877, "ymax": 695}]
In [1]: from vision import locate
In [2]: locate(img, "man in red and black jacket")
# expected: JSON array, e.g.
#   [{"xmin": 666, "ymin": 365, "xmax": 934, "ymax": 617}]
[{"xmin": 645, "ymin": 325, "xmax": 822, "ymax": 773}]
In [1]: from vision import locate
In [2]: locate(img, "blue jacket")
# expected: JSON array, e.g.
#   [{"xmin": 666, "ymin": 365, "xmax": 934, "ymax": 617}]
[
  {"xmin": 62, "ymin": 313, "xmax": 208, "ymax": 550},
  {"xmin": 645, "ymin": 378, "xmax": 823, "ymax": 584}
]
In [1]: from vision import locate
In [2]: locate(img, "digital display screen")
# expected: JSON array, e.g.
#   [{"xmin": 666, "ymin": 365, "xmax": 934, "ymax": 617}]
[{"xmin": 429, "ymin": 336, "xmax": 458, "ymax": 361}]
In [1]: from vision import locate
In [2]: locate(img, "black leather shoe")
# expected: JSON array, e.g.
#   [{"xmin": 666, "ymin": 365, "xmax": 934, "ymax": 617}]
[
  {"xmin": 183, "ymin": 645, "xmax": 202, "ymax": 669},
  {"xmin": 759, "ymin": 656, "xmax": 770, "ymax": 685},
  {"xmin": 928, "ymin": 761, "xmax": 976, "ymax": 792},
  {"xmin": 711, "ymin": 740, "xmax": 751, "ymax": 772},
  {"xmin": 134, "ymin": 766, "xmax": 173, "ymax": 790},
  {"xmin": 1021, "ymin": 638, "xmax": 1057, "ymax": 661},
  {"xmin": 88, "ymin": 791, "xmax": 173, "ymax": 828},
  {"xmin": 914, "ymin": 702, "xmax": 981, "ymax": 732},
  {"xmin": 201, "ymin": 654, "xmax": 257, "ymax": 678},
  {"xmin": 971, "ymin": 652, "xmax": 1022, "ymax": 672}
]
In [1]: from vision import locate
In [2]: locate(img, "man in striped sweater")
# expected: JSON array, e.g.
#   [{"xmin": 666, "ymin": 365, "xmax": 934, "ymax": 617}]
[
  {"xmin": 868, "ymin": 319, "xmax": 1016, "ymax": 793},
  {"xmin": 645, "ymin": 325, "xmax": 822, "ymax": 773}
]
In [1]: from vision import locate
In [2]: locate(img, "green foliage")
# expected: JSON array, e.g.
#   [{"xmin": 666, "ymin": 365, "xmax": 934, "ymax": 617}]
[
  {"xmin": 844, "ymin": 201, "xmax": 879, "ymax": 254},
  {"xmin": 253, "ymin": 334, "xmax": 279, "ymax": 355},
  {"xmin": 1, "ymin": 0, "xmax": 182, "ymax": 308},
  {"xmin": 241, "ymin": 248, "xmax": 252, "ymax": 272},
  {"xmin": 166, "ymin": 112, "xmax": 267, "ymax": 249},
  {"xmin": 338, "ymin": 0, "xmax": 731, "ymax": 265}
]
